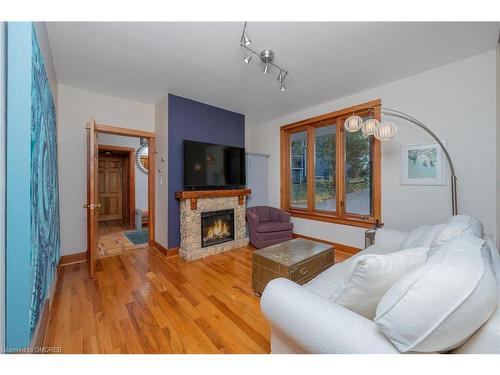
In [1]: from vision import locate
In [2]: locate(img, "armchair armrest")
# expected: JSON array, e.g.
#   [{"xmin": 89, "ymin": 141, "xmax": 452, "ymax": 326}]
[
  {"xmin": 247, "ymin": 211, "xmax": 259, "ymax": 226},
  {"xmin": 260, "ymin": 278, "xmax": 398, "ymax": 354},
  {"xmin": 277, "ymin": 210, "xmax": 291, "ymax": 223},
  {"xmin": 374, "ymin": 228, "xmax": 408, "ymax": 252},
  {"xmin": 269, "ymin": 207, "xmax": 291, "ymax": 223}
]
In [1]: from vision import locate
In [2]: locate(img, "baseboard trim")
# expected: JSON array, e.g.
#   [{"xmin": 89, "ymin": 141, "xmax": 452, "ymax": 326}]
[
  {"xmin": 151, "ymin": 240, "xmax": 179, "ymax": 257},
  {"xmin": 293, "ymin": 233, "xmax": 360, "ymax": 255},
  {"xmin": 58, "ymin": 251, "xmax": 87, "ymax": 269}
]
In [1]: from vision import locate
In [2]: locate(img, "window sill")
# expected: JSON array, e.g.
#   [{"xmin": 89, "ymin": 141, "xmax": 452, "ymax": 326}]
[{"xmin": 286, "ymin": 209, "xmax": 380, "ymax": 229}]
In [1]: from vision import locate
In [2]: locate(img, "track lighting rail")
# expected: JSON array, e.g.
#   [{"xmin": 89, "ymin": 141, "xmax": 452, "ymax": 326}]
[{"xmin": 239, "ymin": 22, "xmax": 289, "ymax": 91}]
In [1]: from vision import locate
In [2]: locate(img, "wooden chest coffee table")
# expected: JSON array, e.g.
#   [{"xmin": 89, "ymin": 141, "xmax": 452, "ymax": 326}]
[{"xmin": 252, "ymin": 238, "xmax": 335, "ymax": 295}]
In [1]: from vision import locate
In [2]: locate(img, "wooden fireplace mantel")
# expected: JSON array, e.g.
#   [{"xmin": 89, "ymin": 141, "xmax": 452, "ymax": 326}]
[{"xmin": 175, "ymin": 189, "xmax": 252, "ymax": 210}]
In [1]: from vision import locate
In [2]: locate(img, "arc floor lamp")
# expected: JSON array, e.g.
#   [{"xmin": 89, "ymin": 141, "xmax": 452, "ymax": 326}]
[{"xmin": 344, "ymin": 107, "xmax": 458, "ymax": 216}]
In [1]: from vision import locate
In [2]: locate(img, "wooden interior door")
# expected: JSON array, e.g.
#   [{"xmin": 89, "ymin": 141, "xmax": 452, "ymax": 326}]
[
  {"xmin": 98, "ymin": 157, "xmax": 123, "ymax": 221},
  {"xmin": 86, "ymin": 118, "xmax": 99, "ymax": 278}
]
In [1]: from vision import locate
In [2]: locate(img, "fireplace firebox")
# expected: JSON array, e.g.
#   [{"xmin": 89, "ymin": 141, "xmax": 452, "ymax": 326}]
[{"xmin": 201, "ymin": 209, "xmax": 235, "ymax": 248}]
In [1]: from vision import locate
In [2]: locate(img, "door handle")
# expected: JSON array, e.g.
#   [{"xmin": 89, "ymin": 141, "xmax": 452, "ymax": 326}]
[{"xmin": 83, "ymin": 203, "xmax": 101, "ymax": 209}]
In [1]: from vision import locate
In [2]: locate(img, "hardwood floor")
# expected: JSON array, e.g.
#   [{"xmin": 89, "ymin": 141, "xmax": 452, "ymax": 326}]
[
  {"xmin": 44, "ymin": 245, "xmax": 352, "ymax": 354},
  {"xmin": 97, "ymin": 220, "xmax": 148, "ymax": 258}
]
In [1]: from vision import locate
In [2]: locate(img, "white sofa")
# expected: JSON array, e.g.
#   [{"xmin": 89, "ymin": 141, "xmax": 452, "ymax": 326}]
[{"xmin": 260, "ymin": 219, "xmax": 500, "ymax": 354}]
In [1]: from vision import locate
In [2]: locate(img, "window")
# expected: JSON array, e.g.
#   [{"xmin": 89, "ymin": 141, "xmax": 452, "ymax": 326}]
[
  {"xmin": 280, "ymin": 100, "xmax": 381, "ymax": 228},
  {"xmin": 290, "ymin": 130, "xmax": 308, "ymax": 209}
]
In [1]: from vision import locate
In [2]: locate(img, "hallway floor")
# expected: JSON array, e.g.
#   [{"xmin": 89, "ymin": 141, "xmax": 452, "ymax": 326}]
[{"xmin": 97, "ymin": 220, "xmax": 148, "ymax": 258}]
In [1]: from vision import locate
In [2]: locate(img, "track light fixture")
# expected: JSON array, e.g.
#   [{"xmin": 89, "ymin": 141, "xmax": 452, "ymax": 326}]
[
  {"xmin": 240, "ymin": 22, "xmax": 252, "ymax": 46},
  {"xmin": 241, "ymin": 33, "xmax": 251, "ymax": 46},
  {"xmin": 239, "ymin": 22, "xmax": 290, "ymax": 92}
]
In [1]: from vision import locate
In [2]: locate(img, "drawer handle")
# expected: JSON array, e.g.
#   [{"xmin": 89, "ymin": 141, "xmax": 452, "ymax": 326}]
[{"xmin": 300, "ymin": 267, "xmax": 308, "ymax": 276}]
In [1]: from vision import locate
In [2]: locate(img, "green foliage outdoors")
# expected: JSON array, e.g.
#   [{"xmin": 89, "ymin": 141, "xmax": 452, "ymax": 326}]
[{"xmin": 290, "ymin": 130, "xmax": 371, "ymax": 205}]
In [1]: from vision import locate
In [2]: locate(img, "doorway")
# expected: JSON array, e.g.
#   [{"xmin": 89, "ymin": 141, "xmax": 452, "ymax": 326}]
[
  {"xmin": 246, "ymin": 153, "xmax": 269, "ymax": 207},
  {"xmin": 96, "ymin": 144, "xmax": 144, "ymax": 258},
  {"xmin": 86, "ymin": 120, "xmax": 156, "ymax": 277}
]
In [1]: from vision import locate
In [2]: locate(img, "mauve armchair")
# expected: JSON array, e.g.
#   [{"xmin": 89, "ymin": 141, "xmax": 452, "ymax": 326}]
[{"xmin": 246, "ymin": 206, "xmax": 294, "ymax": 249}]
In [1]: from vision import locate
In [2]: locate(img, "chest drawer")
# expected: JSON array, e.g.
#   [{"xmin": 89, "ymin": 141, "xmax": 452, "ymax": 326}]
[{"xmin": 289, "ymin": 250, "xmax": 334, "ymax": 283}]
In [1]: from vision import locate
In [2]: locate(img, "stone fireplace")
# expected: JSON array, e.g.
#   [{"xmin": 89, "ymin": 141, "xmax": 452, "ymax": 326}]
[
  {"xmin": 201, "ymin": 209, "xmax": 235, "ymax": 248},
  {"xmin": 176, "ymin": 189, "xmax": 251, "ymax": 261}
]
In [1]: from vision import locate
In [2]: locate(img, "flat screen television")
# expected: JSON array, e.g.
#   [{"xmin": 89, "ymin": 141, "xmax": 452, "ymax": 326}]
[{"xmin": 183, "ymin": 140, "xmax": 246, "ymax": 190}]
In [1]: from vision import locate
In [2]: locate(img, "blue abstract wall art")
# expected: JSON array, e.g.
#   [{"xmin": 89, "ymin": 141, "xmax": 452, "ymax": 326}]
[
  {"xmin": 29, "ymin": 24, "xmax": 60, "ymax": 338},
  {"xmin": 6, "ymin": 22, "xmax": 61, "ymax": 349}
]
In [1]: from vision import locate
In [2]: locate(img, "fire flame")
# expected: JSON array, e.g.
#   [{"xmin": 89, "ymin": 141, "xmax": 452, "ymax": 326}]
[{"xmin": 205, "ymin": 219, "xmax": 231, "ymax": 241}]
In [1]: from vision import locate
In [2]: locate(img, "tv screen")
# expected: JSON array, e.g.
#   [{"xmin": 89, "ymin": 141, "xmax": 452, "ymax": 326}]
[{"xmin": 183, "ymin": 140, "xmax": 246, "ymax": 189}]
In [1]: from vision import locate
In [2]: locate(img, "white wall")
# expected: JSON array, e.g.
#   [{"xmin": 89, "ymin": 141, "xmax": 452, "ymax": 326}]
[
  {"xmin": 98, "ymin": 134, "xmax": 149, "ymax": 210},
  {"xmin": 154, "ymin": 96, "xmax": 168, "ymax": 248},
  {"xmin": 246, "ymin": 50, "xmax": 497, "ymax": 249},
  {"xmin": 34, "ymin": 23, "xmax": 58, "ymax": 112},
  {"xmin": 497, "ymin": 44, "xmax": 500, "ymax": 248},
  {"xmin": 0, "ymin": 21, "xmax": 6, "ymax": 349},
  {"xmin": 57, "ymin": 84, "xmax": 154, "ymax": 255}
]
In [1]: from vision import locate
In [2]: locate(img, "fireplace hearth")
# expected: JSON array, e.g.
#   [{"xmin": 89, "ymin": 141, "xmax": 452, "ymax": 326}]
[{"xmin": 201, "ymin": 209, "xmax": 235, "ymax": 248}]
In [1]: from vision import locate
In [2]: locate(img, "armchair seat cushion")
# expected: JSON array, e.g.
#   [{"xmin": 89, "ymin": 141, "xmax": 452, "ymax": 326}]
[{"xmin": 256, "ymin": 221, "xmax": 294, "ymax": 233}]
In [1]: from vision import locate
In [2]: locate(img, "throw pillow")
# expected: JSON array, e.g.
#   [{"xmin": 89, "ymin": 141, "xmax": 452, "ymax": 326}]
[
  {"xmin": 374, "ymin": 235, "xmax": 497, "ymax": 353},
  {"xmin": 431, "ymin": 215, "xmax": 483, "ymax": 247},
  {"xmin": 331, "ymin": 247, "xmax": 429, "ymax": 319},
  {"xmin": 401, "ymin": 224, "xmax": 446, "ymax": 249}
]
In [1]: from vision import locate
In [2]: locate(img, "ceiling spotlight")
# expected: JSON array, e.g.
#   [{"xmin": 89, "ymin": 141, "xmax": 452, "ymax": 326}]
[
  {"xmin": 243, "ymin": 55, "xmax": 252, "ymax": 64},
  {"xmin": 241, "ymin": 33, "xmax": 251, "ymax": 46},
  {"xmin": 277, "ymin": 71, "xmax": 284, "ymax": 82},
  {"xmin": 280, "ymin": 83, "xmax": 286, "ymax": 91},
  {"xmin": 263, "ymin": 63, "xmax": 269, "ymax": 74}
]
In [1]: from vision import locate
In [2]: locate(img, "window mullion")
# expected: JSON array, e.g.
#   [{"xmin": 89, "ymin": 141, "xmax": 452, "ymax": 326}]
[
  {"xmin": 306, "ymin": 126, "xmax": 315, "ymax": 212},
  {"xmin": 336, "ymin": 117, "xmax": 345, "ymax": 218}
]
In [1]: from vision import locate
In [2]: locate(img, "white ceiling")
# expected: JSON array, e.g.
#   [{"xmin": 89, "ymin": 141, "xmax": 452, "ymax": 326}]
[{"xmin": 47, "ymin": 22, "xmax": 499, "ymax": 124}]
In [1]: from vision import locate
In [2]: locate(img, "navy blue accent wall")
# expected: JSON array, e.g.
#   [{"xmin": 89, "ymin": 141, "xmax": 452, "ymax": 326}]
[{"xmin": 168, "ymin": 94, "xmax": 245, "ymax": 248}]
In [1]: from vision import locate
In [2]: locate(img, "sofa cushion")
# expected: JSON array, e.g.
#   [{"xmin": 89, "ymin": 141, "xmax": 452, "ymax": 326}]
[
  {"xmin": 256, "ymin": 221, "xmax": 293, "ymax": 233},
  {"xmin": 332, "ymin": 247, "xmax": 429, "ymax": 319},
  {"xmin": 304, "ymin": 244, "xmax": 397, "ymax": 300},
  {"xmin": 431, "ymin": 215, "xmax": 483, "ymax": 247},
  {"xmin": 401, "ymin": 224, "xmax": 446, "ymax": 249},
  {"xmin": 453, "ymin": 235, "xmax": 500, "ymax": 353},
  {"xmin": 374, "ymin": 235, "xmax": 498, "ymax": 353}
]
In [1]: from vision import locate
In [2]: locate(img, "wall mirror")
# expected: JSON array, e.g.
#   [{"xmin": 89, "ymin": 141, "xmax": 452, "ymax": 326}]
[{"xmin": 136, "ymin": 139, "xmax": 149, "ymax": 174}]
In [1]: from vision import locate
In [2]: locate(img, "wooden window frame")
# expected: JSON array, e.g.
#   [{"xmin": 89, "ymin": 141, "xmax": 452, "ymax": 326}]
[{"xmin": 280, "ymin": 99, "xmax": 382, "ymax": 229}]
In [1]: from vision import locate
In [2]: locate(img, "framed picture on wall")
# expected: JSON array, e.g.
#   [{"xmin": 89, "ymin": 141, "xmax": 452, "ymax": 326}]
[{"xmin": 401, "ymin": 142, "xmax": 447, "ymax": 186}]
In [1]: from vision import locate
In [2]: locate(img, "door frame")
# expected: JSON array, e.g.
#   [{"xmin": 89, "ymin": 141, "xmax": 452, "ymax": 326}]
[
  {"xmin": 98, "ymin": 144, "xmax": 136, "ymax": 227},
  {"xmin": 94, "ymin": 123, "xmax": 156, "ymax": 244},
  {"xmin": 86, "ymin": 120, "xmax": 156, "ymax": 278}
]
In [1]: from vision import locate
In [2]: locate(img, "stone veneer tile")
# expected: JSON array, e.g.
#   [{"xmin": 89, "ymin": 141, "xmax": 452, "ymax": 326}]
[{"xmin": 179, "ymin": 196, "xmax": 248, "ymax": 261}]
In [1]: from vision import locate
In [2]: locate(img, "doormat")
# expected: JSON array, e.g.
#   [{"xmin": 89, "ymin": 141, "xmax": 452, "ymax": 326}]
[{"xmin": 124, "ymin": 229, "xmax": 149, "ymax": 245}]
